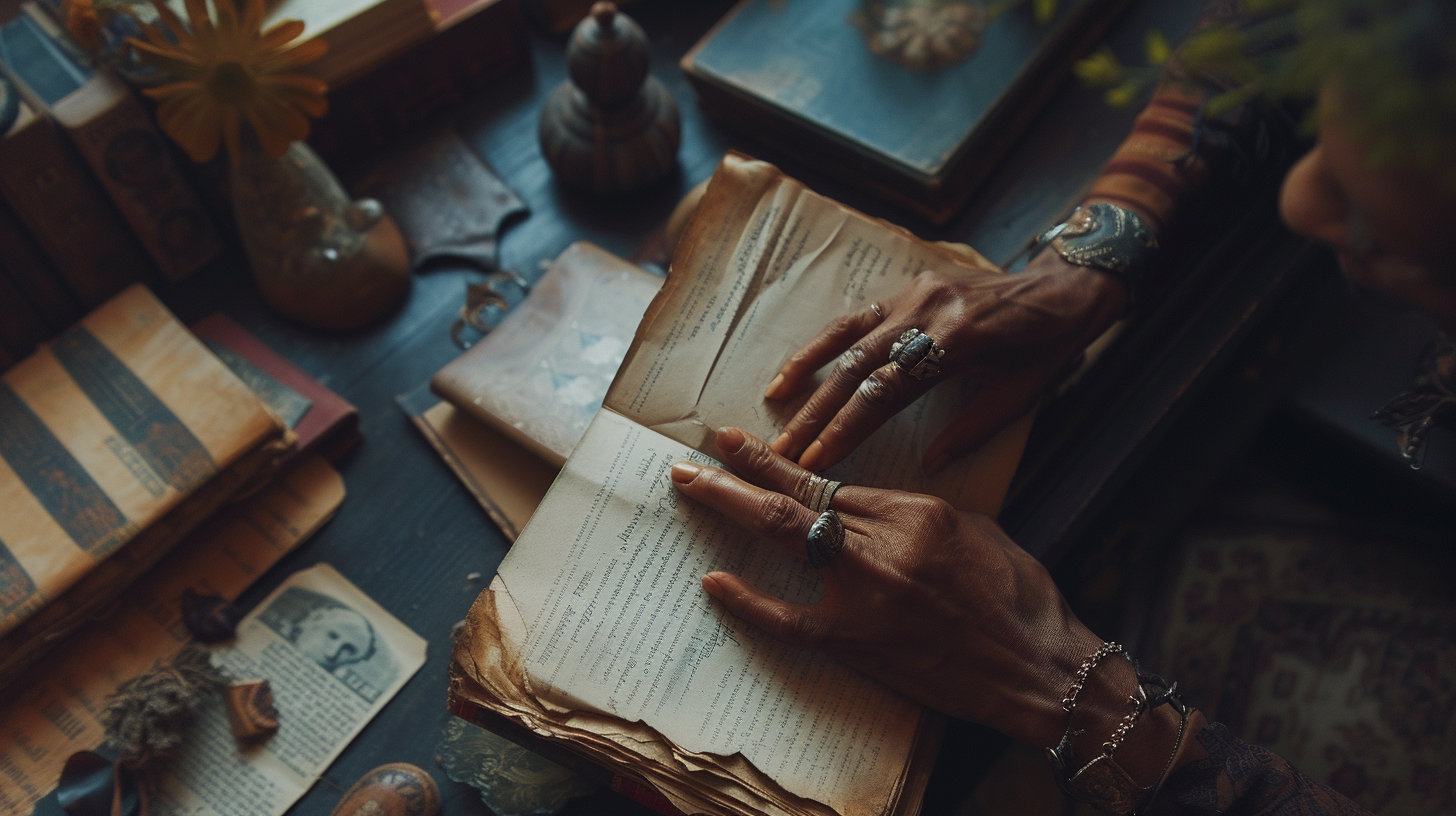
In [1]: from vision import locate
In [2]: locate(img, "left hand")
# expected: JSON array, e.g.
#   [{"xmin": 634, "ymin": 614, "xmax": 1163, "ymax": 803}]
[{"xmin": 766, "ymin": 252, "xmax": 1126, "ymax": 473}]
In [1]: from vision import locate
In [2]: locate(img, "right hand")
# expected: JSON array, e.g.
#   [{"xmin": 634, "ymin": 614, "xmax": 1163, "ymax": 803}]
[
  {"xmin": 672, "ymin": 427, "xmax": 1190, "ymax": 784},
  {"xmin": 672, "ymin": 426, "xmax": 1105, "ymax": 748},
  {"xmin": 766, "ymin": 251, "xmax": 1127, "ymax": 474}
]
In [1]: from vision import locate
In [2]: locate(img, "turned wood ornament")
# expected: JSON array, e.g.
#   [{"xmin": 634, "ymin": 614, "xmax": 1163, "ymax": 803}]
[{"xmin": 538, "ymin": 2, "xmax": 680, "ymax": 193}]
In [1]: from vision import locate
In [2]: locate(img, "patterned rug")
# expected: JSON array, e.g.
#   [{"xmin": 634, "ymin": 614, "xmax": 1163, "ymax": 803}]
[
  {"xmin": 962, "ymin": 484, "xmax": 1456, "ymax": 816},
  {"xmin": 1140, "ymin": 505, "xmax": 1456, "ymax": 815}
]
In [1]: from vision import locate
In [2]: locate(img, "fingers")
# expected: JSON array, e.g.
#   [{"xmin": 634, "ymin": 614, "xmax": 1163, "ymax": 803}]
[
  {"xmin": 770, "ymin": 325, "xmax": 905, "ymax": 464},
  {"xmin": 670, "ymin": 461, "xmax": 819, "ymax": 549},
  {"xmin": 702, "ymin": 572, "xmax": 826, "ymax": 647},
  {"xmin": 714, "ymin": 427, "xmax": 825, "ymax": 504},
  {"xmin": 922, "ymin": 372, "xmax": 1043, "ymax": 473},
  {"xmin": 799, "ymin": 361, "xmax": 933, "ymax": 471},
  {"xmin": 764, "ymin": 304, "xmax": 885, "ymax": 401}
]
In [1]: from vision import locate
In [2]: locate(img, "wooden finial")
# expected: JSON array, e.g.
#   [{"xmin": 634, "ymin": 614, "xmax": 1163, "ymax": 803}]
[{"xmin": 591, "ymin": 2, "xmax": 617, "ymax": 31}]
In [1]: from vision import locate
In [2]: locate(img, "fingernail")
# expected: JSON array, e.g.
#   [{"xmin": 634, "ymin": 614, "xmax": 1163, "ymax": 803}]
[
  {"xmin": 764, "ymin": 373, "xmax": 786, "ymax": 399},
  {"xmin": 701, "ymin": 574, "xmax": 722, "ymax": 595},
  {"xmin": 799, "ymin": 440, "xmax": 825, "ymax": 471},
  {"xmin": 671, "ymin": 462, "xmax": 702, "ymax": 484},
  {"xmin": 771, "ymin": 432, "xmax": 792, "ymax": 453},
  {"xmin": 717, "ymin": 427, "xmax": 746, "ymax": 454}
]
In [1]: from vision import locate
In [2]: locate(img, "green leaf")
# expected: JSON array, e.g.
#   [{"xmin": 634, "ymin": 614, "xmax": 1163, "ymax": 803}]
[
  {"xmin": 1144, "ymin": 29, "xmax": 1171, "ymax": 66},
  {"xmin": 1033, "ymin": 0, "xmax": 1057, "ymax": 25},
  {"xmin": 1074, "ymin": 45, "xmax": 1124, "ymax": 87},
  {"xmin": 1105, "ymin": 80, "xmax": 1143, "ymax": 107}
]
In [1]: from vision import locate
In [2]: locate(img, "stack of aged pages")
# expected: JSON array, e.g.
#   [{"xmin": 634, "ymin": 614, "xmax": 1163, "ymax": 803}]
[
  {"xmin": 449, "ymin": 153, "xmax": 1037, "ymax": 816},
  {"xmin": 0, "ymin": 285, "xmax": 291, "ymax": 688}
]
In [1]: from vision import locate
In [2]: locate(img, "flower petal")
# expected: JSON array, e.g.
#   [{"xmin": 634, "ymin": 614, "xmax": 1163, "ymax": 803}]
[
  {"xmin": 261, "ymin": 36, "xmax": 328, "ymax": 71},
  {"xmin": 242, "ymin": 0, "xmax": 266, "ymax": 37},
  {"xmin": 258, "ymin": 19, "xmax": 306, "ymax": 51}
]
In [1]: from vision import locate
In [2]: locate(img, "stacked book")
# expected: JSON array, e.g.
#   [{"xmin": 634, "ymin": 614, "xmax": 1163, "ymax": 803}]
[
  {"xmin": 0, "ymin": 0, "xmax": 532, "ymax": 370},
  {"xmin": 0, "ymin": 283, "xmax": 360, "ymax": 691},
  {"xmin": 0, "ymin": 286, "xmax": 286, "ymax": 688},
  {"xmin": 0, "ymin": 3, "xmax": 223, "ymax": 368}
]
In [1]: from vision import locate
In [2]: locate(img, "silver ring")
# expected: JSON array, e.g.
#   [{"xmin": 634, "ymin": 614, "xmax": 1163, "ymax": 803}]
[
  {"xmin": 888, "ymin": 328, "xmax": 945, "ymax": 380},
  {"xmin": 805, "ymin": 477, "xmax": 842, "ymax": 514},
  {"xmin": 805, "ymin": 510, "xmax": 845, "ymax": 569},
  {"xmin": 870, "ymin": 302, "xmax": 884, "ymax": 319}
]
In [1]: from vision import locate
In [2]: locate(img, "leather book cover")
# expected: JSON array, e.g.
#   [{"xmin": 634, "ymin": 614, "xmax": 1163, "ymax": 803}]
[
  {"xmin": 0, "ymin": 196, "xmax": 80, "ymax": 334},
  {"xmin": 0, "ymin": 266, "xmax": 52, "ymax": 364},
  {"xmin": 680, "ymin": 0, "xmax": 1127, "ymax": 224},
  {"xmin": 1, "ymin": 8, "xmax": 223, "ymax": 282},
  {"xmin": 308, "ymin": 0, "xmax": 531, "ymax": 169},
  {"xmin": 0, "ymin": 97, "xmax": 150, "ymax": 307},
  {"xmin": 430, "ymin": 241, "xmax": 663, "ymax": 467}
]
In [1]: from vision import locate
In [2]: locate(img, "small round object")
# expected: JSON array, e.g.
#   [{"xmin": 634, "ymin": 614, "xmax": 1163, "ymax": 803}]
[
  {"xmin": 888, "ymin": 328, "xmax": 946, "ymax": 380},
  {"xmin": 805, "ymin": 510, "xmax": 846, "ymax": 569},
  {"xmin": 330, "ymin": 763, "xmax": 439, "ymax": 816}
]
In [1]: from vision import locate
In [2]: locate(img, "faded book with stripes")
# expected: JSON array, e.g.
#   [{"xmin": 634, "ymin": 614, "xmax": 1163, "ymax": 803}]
[{"xmin": 0, "ymin": 284, "xmax": 288, "ymax": 686}]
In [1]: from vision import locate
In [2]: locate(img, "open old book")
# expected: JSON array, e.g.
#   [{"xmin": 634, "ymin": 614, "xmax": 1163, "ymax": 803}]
[{"xmin": 448, "ymin": 153, "xmax": 1034, "ymax": 816}]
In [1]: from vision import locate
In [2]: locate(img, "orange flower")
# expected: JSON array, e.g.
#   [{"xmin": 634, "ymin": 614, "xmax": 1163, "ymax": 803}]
[
  {"xmin": 63, "ymin": 0, "xmax": 105, "ymax": 54},
  {"xmin": 129, "ymin": 0, "xmax": 328, "ymax": 163}
]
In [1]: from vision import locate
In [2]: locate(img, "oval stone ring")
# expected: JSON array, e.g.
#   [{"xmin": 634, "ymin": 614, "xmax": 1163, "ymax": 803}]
[
  {"xmin": 805, "ymin": 510, "xmax": 845, "ymax": 569},
  {"xmin": 888, "ymin": 328, "xmax": 946, "ymax": 380}
]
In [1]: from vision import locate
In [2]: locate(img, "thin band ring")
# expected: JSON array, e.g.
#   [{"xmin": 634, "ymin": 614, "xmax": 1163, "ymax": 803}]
[{"xmin": 805, "ymin": 477, "xmax": 843, "ymax": 514}]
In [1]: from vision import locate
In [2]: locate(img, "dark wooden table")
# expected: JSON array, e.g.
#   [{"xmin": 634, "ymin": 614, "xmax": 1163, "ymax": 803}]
[{"xmin": 132, "ymin": 1, "xmax": 1352, "ymax": 814}]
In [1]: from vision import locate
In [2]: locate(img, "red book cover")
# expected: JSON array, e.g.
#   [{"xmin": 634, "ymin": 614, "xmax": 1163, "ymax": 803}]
[{"xmin": 190, "ymin": 314, "xmax": 361, "ymax": 465}]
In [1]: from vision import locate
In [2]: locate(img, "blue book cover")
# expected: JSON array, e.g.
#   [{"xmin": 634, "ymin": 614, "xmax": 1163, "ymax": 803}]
[{"xmin": 682, "ymin": 0, "xmax": 1124, "ymax": 222}]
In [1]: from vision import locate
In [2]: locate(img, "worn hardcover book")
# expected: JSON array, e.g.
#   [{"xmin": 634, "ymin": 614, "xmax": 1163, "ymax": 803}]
[
  {"xmin": 0, "ymin": 93, "xmax": 149, "ymax": 306},
  {"xmin": 0, "ymin": 266, "xmax": 51, "ymax": 364},
  {"xmin": 0, "ymin": 6, "xmax": 223, "ymax": 282},
  {"xmin": 308, "ymin": 0, "xmax": 531, "ymax": 169},
  {"xmin": 448, "ymin": 153, "xmax": 1037, "ymax": 816},
  {"xmin": 431, "ymin": 242, "xmax": 663, "ymax": 467},
  {"xmin": 271, "ymin": 0, "xmax": 439, "ymax": 87},
  {"xmin": 398, "ymin": 387, "xmax": 556, "ymax": 542},
  {"xmin": 680, "ymin": 0, "xmax": 1126, "ymax": 224},
  {"xmin": 0, "ymin": 285, "xmax": 289, "ymax": 688}
]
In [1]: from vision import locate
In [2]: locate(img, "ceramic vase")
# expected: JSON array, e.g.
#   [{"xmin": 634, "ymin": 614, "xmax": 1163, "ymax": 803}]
[{"xmin": 229, "ymin": 139, "xmax": 410, "ymax": 331}]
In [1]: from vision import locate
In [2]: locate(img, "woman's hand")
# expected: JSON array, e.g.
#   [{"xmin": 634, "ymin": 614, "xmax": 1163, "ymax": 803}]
[
  {"xmin": 670, "ymin": 426, "xmax": 1108, "ymax": 749},
  {"xmin": 766, "ymin": 252, "xmax": 1127, "ymax": 473}
]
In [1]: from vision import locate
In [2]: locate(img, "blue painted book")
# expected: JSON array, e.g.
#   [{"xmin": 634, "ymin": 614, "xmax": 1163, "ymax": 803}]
[{"xmin": 681, "ymin": 0, "xmax": 1126, "ymax": 224}]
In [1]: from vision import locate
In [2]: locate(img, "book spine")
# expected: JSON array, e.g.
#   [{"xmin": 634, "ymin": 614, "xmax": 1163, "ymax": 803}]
[
  {"xmin": 58, "ymin": 78, "xmax": 223, "ymax": 282},
  {"xmin": 0, "ymin": 113, "xmax": 149, "ymax": 307},
  {"xmin": 0, "ymin": 195, "xmax": 80, "ymax": 331},
  {"xmin": 0, "ymin": 265, "xmax": 53, "ymax": 361},
  {"xmin": 307, "ymin": 0, "xmax": 531, "ymax": 169}
]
